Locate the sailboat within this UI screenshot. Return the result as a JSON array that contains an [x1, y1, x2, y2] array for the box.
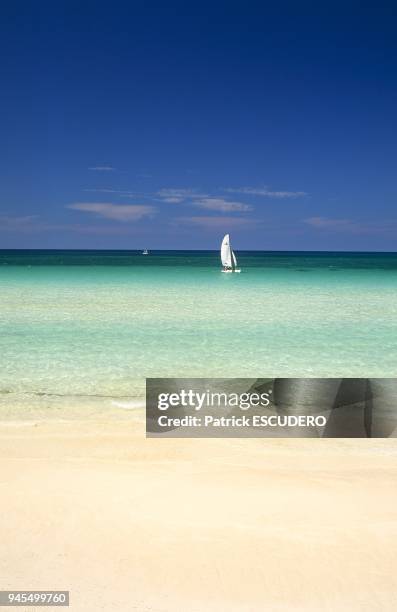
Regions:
[[142, 249, 149, 255], [221, 234, 241, 273]]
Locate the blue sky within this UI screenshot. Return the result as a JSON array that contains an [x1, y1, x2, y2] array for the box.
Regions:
[[1, 1, 397, 250]]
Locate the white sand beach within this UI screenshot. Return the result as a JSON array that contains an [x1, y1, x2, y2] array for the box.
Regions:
[[1, 417, 397, 611]]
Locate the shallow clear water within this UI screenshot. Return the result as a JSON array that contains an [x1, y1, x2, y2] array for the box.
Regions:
[[1, 250, 397, 416]]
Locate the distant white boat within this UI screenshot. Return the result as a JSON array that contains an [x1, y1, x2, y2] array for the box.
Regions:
[[142, 249, 149, 255], [221, 234, 240, 273]]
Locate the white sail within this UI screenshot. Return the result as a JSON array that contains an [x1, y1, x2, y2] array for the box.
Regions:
[[232, 250, 237, 268], [221, 234, 232, 267]]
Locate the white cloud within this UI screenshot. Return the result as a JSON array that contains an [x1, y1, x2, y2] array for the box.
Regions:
[[175, 216, 258, 229], [156, 188, 208, 203], [303, 216, 390, 235], [225, 186, 307, 198], [156, 190, 253, 214], [67, 203, 156, 222], [161, 197, 186, 203], [0, 215, 40, 230], [0, 215, 143, 235], [304, 216, 353, 229], [84, 188, 136, 197], [88, 166, 115, 171], [192, 198, 253, 212]]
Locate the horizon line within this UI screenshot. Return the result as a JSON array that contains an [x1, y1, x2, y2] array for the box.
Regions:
[[1, 248, 397, 255]]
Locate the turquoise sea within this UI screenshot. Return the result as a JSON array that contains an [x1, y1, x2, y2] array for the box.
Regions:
[[1, 250, 397, 417]]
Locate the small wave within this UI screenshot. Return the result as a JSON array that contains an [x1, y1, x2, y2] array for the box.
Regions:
[[111, 400, 144, 410], [2, 391, 135, 399]]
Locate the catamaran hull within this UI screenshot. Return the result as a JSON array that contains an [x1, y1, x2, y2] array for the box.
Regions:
[[222, 269, 241, 273]]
